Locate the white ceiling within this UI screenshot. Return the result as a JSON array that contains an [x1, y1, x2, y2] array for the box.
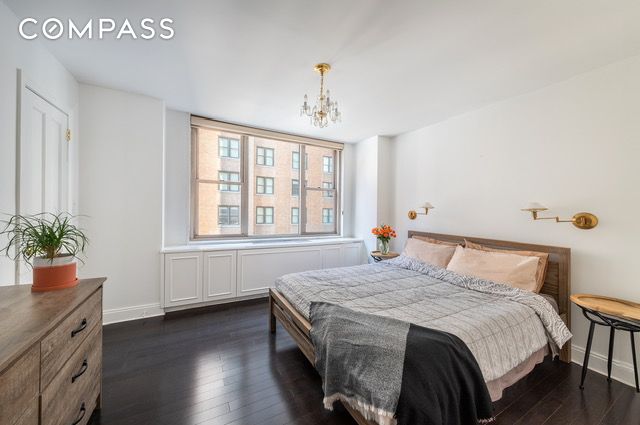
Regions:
[[5, 0, 640, 142]]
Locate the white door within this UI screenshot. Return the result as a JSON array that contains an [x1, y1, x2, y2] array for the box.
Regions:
[[19, 88, 69, 216], [17, 87, 69, 283]]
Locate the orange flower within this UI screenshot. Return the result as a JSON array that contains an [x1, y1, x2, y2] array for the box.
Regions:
[[373, 224, 397, 239]]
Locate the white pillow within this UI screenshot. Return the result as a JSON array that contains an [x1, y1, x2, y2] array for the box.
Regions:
[[402, 238, 457, 268]]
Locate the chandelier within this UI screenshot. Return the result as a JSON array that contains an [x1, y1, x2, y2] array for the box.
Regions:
[[300, 63, 342, 128]]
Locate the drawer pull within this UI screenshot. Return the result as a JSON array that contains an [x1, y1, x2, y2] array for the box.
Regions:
[[70, 402, 86, 425], [71, 318, 88, 337], [71, 359, 88, 383]]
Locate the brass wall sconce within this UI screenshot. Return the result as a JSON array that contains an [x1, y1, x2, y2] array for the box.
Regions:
[[521, 202, 598, 230], [408, 202, 434, 220]]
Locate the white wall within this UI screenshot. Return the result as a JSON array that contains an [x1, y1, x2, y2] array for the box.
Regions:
[[353, 137, 380, 254], [353, 136, 394, 255], [164, 110, 191, 246], [78, 84, 165, 322], [0, 3, 79, 285], [389, 54, 640, 386], [341, 143, 357, 237]]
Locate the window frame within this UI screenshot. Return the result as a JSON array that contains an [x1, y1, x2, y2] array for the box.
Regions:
[[218, 205, 240, 227], [291, 207, 300, 225], [322, 208, 334, 224], [323, 156, 334, 173], [256, 176, 274, 195], [256, 206, 274, 225], [191, 117, 343, 240], [219, 136, 240, 159], [291, 179, 300, 197], [256, 146, 274, 166], [322, 181, 333, 198], [292, 151, 300, 170], [218, 171, 241, 192]]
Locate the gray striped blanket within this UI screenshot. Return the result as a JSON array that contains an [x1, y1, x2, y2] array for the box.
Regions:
[[275, 255, 572, 384]]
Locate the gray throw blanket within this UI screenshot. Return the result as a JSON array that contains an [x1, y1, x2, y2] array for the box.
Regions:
[[311, 302, 495, 425], [310, 302, 409, 424]]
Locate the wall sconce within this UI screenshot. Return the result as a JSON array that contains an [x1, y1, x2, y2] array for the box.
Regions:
[[408, 202, 434, 220], [521, 202, 598, 230]]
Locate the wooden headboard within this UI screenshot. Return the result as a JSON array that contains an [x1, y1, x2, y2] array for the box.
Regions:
[[408, 231, 572, 362]]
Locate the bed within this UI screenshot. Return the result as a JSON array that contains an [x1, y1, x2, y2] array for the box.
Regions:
[[268, 232, 572, 425]]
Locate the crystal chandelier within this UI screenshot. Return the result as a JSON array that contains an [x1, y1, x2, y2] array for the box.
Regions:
[[300, 63, 342, 128]]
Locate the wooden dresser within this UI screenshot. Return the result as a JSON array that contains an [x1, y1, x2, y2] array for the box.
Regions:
[[0, 278, 105, 425]]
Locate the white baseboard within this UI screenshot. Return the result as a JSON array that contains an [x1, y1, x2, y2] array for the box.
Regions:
[[103, 303, 165, 325], [572, 343, 637, 388]]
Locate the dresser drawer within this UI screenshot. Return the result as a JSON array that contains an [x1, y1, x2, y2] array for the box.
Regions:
[[0, 344, 39, 425], [41, 323, 102, 425], [13, 400, 38, 425], [43, 382, 100, 425], [41, 288, 102, 389]]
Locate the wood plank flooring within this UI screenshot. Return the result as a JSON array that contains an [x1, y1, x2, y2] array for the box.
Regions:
[[89, 299, 640, 425]]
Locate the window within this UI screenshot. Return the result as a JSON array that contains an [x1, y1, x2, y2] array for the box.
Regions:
[[323, 156, 334, 173], [294, 152, 309, 170], [257, 147, 274, 166], [192, 117, 342, 238], [322, 208, 334, 224], [219, 137, 239, 158], [256, 207, 274, 224], [219, 171, 240, 192], [322, 182, 333, 197], [256, 176, 274, 194], [218, 206, 240, 226], [292, 151, 300, 170]]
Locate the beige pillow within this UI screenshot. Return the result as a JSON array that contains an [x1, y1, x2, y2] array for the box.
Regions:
[[446, 246, 540, 292], [412, 235, 460, 247], [403, 238, 457, 268], [464, 240, 549, 293]]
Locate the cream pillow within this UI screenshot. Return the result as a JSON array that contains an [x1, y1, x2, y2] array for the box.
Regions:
[[403, 238, 457, 268], [446, 246, 540, 292], [464, 240, 549, 293]]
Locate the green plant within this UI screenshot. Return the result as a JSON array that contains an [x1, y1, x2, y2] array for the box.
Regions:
[[0, 213, 88, 265]]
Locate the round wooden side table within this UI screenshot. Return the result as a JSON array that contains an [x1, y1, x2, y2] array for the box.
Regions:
[[370, 251, 400, 262], [570, 293, 640, 392]]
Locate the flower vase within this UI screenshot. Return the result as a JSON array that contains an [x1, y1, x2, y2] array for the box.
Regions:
[[379, 239, 390, 255]]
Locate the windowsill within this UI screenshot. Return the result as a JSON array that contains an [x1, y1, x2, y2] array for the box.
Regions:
[[161, 236, 363, 253]]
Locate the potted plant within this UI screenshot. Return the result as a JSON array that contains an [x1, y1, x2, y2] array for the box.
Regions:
[[1, 213, 88, 292], [371, 224, 397, 254]]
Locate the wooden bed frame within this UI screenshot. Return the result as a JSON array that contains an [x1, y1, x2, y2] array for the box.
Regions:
[[269, 232, 571, 425]]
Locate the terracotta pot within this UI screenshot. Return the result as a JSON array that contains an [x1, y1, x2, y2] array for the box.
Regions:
[[31, 256, 78, 292]]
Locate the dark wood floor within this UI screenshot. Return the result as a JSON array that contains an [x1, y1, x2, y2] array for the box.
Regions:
[[89, 299, 640, 425]]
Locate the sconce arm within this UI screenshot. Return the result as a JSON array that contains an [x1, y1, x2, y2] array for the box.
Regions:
[[527, 209, 598, 229]]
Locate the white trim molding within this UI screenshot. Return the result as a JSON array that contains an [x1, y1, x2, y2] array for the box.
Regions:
[[103, 303, 165, 325], [572, 343, 637, 389]]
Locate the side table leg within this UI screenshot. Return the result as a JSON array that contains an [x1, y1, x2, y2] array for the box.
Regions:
[[580, 321, 596, 389], [631, 332, 639, 393], [607, 327, 615, 382]]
